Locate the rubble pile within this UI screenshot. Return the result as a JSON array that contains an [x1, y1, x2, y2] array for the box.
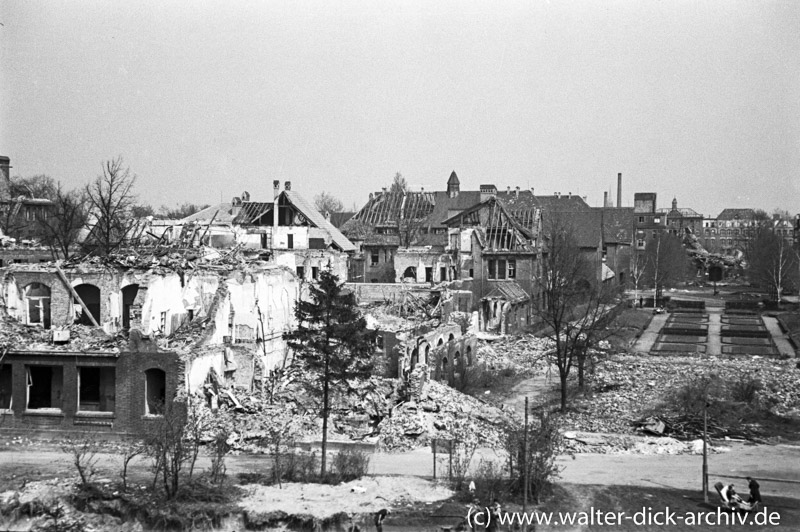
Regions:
[[59, 245, 265, 273], [0, 307, 127, 352], [377, 380, 512, 451], [563, 354, 800, 438], [477, 335, 555, 375], [561, 432, 730, 455]]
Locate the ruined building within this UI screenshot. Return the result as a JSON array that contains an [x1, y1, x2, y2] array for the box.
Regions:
[[0, 258, 299, 436]]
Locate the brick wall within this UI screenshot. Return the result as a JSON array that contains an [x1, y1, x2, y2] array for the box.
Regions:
[[1, 349, 181, 437]]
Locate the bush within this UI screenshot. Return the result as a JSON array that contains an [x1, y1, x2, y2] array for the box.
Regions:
[[281, 450, 319, 483], [329, 447, 371, 483], [470, 458, 509, 502], [60, 436, 101, 488], [728, 372, 763, 405]]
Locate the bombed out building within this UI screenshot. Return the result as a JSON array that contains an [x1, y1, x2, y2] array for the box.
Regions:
[[0, 258, 299, 436]]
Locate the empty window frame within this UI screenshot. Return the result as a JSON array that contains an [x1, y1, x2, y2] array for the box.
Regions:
[[144, 368, 166, 416], [78, 367, 116, 412], [26, 366, 63, 410], [24, 283, 51, 329], [370, 251, 379, 266], [73, 284, 101, 325], [0, 365, 12, 409], [296, 266, 305, 279], [488, 260, 496, 279], [312, 266, 319, 280], [507, 260, 516, 279]]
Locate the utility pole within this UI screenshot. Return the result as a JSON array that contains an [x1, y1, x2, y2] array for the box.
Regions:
[[703, 385, 709, 503], [523, 396, 529, 532]]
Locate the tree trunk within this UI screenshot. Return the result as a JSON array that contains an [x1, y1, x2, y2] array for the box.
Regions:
[[577, 352, 585, 389], [320, 355, 330, 478], [559, 372, 568, 412]]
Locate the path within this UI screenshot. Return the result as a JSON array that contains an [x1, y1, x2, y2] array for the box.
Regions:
[[631, 313, 668, 354], [706, 308, 722, 356], [763, 316, 796, 358]]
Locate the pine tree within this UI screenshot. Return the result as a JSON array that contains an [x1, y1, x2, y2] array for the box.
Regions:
[[284, 269, 376, 477]]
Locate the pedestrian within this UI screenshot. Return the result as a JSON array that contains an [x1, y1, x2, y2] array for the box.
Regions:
[[746, 477, 762, 504], [486, 499, 501, 532], [467, 498, 481, 530], [374, 508, 389, 532]]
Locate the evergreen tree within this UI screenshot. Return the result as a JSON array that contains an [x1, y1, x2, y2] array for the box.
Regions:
[[284, 270, 376, 477]]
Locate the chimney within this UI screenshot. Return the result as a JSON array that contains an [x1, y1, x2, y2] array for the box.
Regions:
[[617, 173, 622, 208], [568, 192, 572, 199], [604, 191, 608, 207], [515, 186, 520, 198], [272, 180, 280, 199], [242, 191, 250, 202], [530, 187, 535, 195], [507, 186, 511, 194], [381, 187, 387, 194], [284, 181, 291, 191], [369, 192, 374, 201]]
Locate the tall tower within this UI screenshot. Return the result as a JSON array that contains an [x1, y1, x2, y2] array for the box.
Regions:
[[447, 170, 460, 198]]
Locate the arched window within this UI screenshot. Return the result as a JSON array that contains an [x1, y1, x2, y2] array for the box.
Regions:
[[448, 333, 455, 342], [402, 267, 417, 281], [424, 345, 430, 365], [466, 345, 473, 367], [24, 283, 51, 329], [441, 357, 448, 377], [454, 351, 461, 367], [144, 368, 166, 415], [122, 284, 140, 329], [74, 284, 101, 325], [437, 338, 444, 346]]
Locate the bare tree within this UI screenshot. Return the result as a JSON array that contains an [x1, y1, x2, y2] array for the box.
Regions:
[[389, 172, 407, 195], [533, 217, 621, 411], [10, 174, 57, 199], [38, 184, 88, 260], [645, 232, 688, 300], [747, 228, 798, 301], [84, 157, 137, 255], [630, 249, 649, 307], [313, 192, 345, 217]]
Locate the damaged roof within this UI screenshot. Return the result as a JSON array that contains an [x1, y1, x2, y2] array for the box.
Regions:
[[482, 282, 530, 303], [282, 190, 356, 252]]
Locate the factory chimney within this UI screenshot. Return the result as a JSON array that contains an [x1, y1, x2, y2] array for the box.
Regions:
[[617, 173, 622, 208]]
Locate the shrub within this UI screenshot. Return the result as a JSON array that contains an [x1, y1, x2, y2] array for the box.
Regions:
[[470, 458, 509, 502], [60, 436, 101, 488], [281, 450, 319, 483], [329, 447, 371, 483], [728, 372, 763, 405]]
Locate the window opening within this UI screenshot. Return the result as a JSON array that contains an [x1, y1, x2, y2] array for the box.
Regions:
[[78, 367, 116, 412], [26, 366, 63, 410], [145, 368, 166, 415]]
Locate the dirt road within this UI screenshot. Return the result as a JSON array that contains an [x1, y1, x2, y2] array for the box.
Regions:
[[2, 441, 799, 498]]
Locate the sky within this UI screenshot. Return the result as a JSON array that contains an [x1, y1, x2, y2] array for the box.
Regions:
[[1, 1, 799, 217]]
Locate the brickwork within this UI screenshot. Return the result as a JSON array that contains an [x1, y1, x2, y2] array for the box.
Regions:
[[1, 349, 181, 436]]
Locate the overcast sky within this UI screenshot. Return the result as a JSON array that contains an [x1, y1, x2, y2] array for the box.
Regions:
[[1, 1, 798, 216]]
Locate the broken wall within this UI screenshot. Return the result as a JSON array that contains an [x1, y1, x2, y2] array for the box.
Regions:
[[394, 249, 453, 284]]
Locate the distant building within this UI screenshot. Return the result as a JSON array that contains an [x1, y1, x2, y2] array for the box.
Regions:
[[658, 197, 703, 237], [633, 192, 666, 250]]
